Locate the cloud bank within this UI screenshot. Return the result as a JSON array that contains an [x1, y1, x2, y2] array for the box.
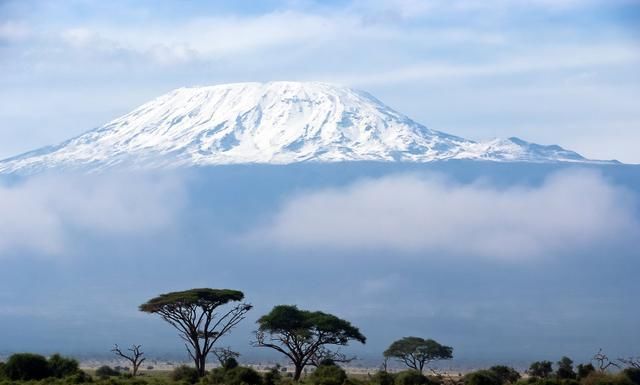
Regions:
[[0, 173, 185, 257], [254, 170, 639, 260]]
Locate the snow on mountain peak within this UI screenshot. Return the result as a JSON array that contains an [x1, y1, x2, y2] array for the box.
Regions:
[[0, 81, 611, 174]]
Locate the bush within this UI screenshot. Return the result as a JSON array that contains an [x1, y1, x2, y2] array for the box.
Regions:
[[4, 353, 51, 380], [464, 370, 500, 385], [581, 372, 634, 385], [264, 366, 283, 385], [0, 362, 5, 379], [223, 357, 239, 370], [528, 361, 553, 379], [310, 364, 347, 385], [371, 371, 395, 385], [225, 366, 263, 385], [394, 370, 430, 385], [67, 371, 93, 383], [556, 357, 576, 380], [624, 368, 640, 385], [577, 364, 596, 380], [49, 353, 81, 378], [205, 367, 227, 384], [489, 366, 521, 384], [171, 365, 199, 384], [95, 365, 120, 378]]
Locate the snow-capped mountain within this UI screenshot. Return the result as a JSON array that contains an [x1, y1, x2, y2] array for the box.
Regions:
[[0, 81, 610, 174]]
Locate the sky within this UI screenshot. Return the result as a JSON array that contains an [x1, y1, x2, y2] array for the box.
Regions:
[[1, 0, 640, 367], [1, 0, 640, 163]]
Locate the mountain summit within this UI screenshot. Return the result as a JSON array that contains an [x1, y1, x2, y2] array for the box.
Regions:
[[0, 81, 609, 174]]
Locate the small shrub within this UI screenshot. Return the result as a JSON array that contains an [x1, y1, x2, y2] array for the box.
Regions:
[[394, 370, 430, 385], [225, 366, 262, 385], [528, 361, 553, 379], [310, 364, 347, 385], [66, 370, 93, 383], [4, 353, 51, 380], [264, 366, 282, 385], [581, 372, 634, 385], [371, 371, 395, 385], [223, 357, 239, 370], [489, 366, 521, 384], [577, 364, 596, 380], [464, 370, 500, 385], [205, 367, 226, 384], [49, 353, 81, 378], [95, 365, 120, 378], [171, 365, 199, 384], [624, 368, 640, 385]]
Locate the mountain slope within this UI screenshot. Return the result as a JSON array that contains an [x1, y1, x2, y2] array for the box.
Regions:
[[0, 81, 612, 174]]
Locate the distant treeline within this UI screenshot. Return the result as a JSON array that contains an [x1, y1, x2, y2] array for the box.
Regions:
[[1, 287, 638, 385]]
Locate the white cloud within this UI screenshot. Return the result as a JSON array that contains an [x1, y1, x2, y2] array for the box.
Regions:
[[252, 170, 639, 261], [0, 21, 30, 42], [0, 173, 185, 257]]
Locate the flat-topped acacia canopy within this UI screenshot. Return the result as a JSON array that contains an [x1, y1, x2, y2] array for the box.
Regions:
[[258, 305, 366, 343], [139, 288, 244, 312]]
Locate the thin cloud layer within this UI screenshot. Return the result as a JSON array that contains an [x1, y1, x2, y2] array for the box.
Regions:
[[254, 170, 639, 260], [0, 173, 185, 257]]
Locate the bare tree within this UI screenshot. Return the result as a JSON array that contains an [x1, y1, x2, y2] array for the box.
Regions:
[[592, 349, 620, 372], [380, 356, 389, 372], [309, 347, 356, 367], [618, 356, 640, 369], [111, 344, 146, 376], [211, 346, 240, 367]]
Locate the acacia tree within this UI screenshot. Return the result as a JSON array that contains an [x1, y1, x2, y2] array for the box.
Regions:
[[139, 288, 252, 377], [253, 305, 366, 381], [111, 344, 145, 376], [383, 337, 453, 373]]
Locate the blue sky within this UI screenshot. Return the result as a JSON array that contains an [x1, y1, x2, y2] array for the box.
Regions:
[[1, 0, 639, 162]]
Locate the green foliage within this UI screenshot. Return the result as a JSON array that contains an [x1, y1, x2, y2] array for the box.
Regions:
[[310, 364, 347, 385], [200, 365, 262, 385], [394, 370, 430, 385], [256, 305, 365, 380], [578, 364, 596, 381], [264, 366, 283, 385], [139, 289, 245, 313], [224, 366, 263, 385], [624, 368, 640, 385], [581, 372, 634, 385], [257, 305, 366, 344], [528, 361, 553, 379], [0, 362, 5, 379], [96, 365, 121, 378], [383, 337, 453, 372], [49, 353, 81, 378], [556, 357, 576, 380], [464, 370, 500, 385], [370, 371, 395, 385], [4, 353, 51, 380], [67, 370, 93, 383], [488, 365, 521, 384], [171, 365, 200, 384], [223, 357, 239, 370]]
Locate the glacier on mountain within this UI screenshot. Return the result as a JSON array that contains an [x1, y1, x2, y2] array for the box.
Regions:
[[0, 81, 612, 174]]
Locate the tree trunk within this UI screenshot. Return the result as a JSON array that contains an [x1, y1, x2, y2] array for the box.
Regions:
[[293, 364, 304, 381], [197, 354, 207, 377]]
